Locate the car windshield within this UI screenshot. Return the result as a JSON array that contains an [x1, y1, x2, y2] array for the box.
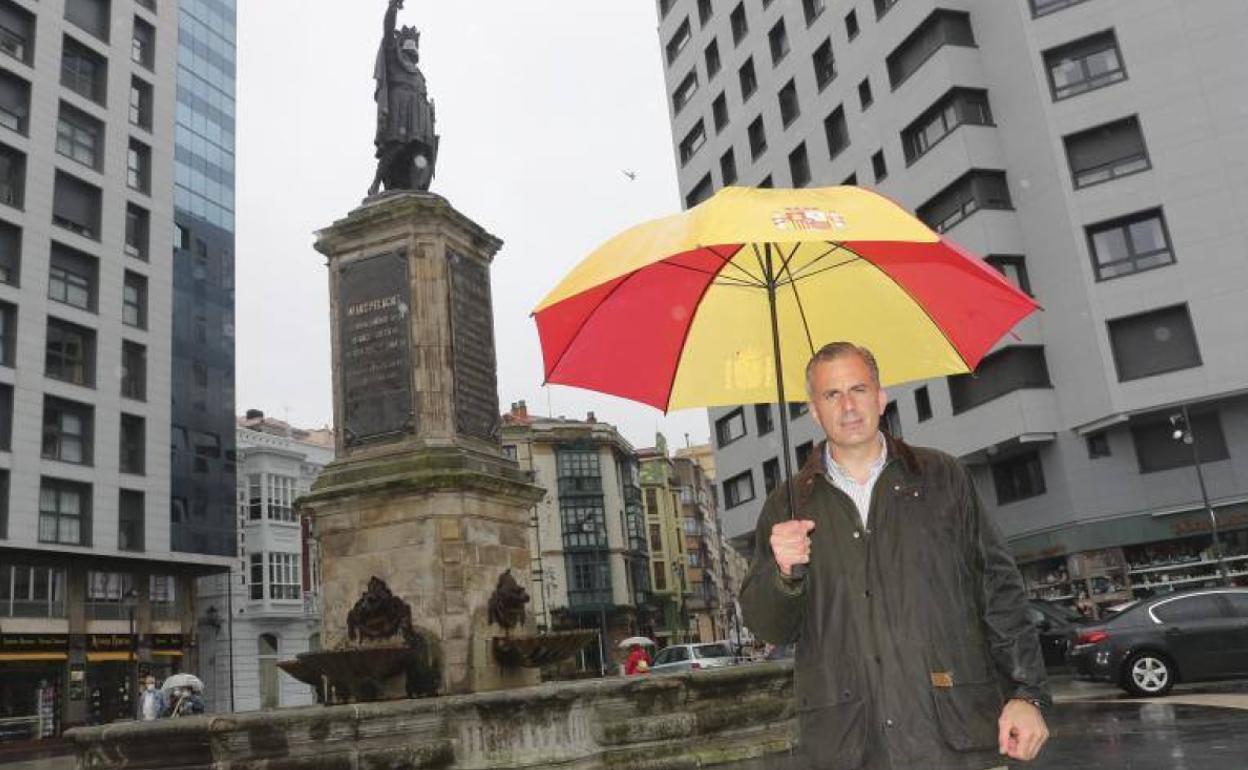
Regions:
[[694, 643, 732, 659]]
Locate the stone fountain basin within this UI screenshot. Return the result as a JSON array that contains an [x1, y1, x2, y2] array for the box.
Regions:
[[278, 645, 439, 702], [491, 630, 598, 668]]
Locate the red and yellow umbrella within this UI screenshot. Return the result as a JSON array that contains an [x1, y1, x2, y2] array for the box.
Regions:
[[534, 185, 1038, 413]]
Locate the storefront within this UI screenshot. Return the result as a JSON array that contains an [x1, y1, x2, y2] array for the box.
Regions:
[[0, 635, 67, 742], [1011, 505, 1248, 618]]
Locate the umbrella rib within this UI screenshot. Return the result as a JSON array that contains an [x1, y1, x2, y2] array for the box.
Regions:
[[784, 242, 850, 282], [703, 244, 764, 286], [663, 260, 760, 288], [775, 255, 864, 288], [779, 250, 817, 358]]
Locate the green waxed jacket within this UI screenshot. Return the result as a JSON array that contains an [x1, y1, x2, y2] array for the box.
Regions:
[[740, 435, 1050, 770]]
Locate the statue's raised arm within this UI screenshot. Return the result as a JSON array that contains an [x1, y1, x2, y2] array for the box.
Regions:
[[370, 0, 438, 196]]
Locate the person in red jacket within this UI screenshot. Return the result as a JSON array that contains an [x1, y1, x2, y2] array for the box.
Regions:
[[624, 644, 652, 675]]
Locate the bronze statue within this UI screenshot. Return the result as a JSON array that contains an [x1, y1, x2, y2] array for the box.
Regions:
[[487, 569, 530, 633], [369, 0, 439, 196], [347, 576, 417, 643]]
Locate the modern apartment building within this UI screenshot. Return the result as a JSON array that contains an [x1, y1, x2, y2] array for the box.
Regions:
[[197, 411, 332, 714], [0, 0, 235, 735], [658, 0, 1248, 613]]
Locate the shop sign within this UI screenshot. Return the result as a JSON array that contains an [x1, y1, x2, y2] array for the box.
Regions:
[[1172, 510, 1248, 537], [88, 635, 134, 652], [151, 634, 183, 652], [0, 634, 69, 653]]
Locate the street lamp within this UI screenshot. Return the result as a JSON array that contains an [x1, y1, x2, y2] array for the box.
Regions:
[[121, 587, 139, 719], [1170, 405, 1229, 584]]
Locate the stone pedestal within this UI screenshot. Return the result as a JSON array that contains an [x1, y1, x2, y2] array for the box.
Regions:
[[303, 192, 544, 695]]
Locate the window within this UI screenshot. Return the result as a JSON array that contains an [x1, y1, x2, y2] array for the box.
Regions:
[[803, 0, 825, 26], [268, 552, 301, 600], [748, 116, 767, 159], [119, 413, 144, 474], [0, 469, 7, 536], [768, 19, 789, 64], [123, 270, 147, 328], [118, 489, 143, 551], [887, 10, 975, 89], [698, 0, 713, 26], [129, 76, 152, 130], [871, 150, 888, 182], [267, 474, 296, 522], [985, 255, 1031, 296], [763, 457, 781, 493], [131, 16, 154, 69], [882, 401, 902, 439], [48, 243, 97, 311], [947, 346, 1052, 414], [0, 301, 14, 366], [875, 0, 901, 18], [739, 57, 757, 100], [246, 474, 263, 519], [1087, 209, 1174, 281], [127, 139, 150, 194], [45, 318, 95, 387], [0, 69, 30, 135], [731, 3, 748, 45], [755, 403, 774, 435], [915, 386, 932, 422], [1, 565, 67, 618], [42, 396, 93, 464], [1108, 304, 1200, 382], [858, 78, 873, 110], [1132, 411, 1230, 473], [1086, 432, 1110, 459], [1031, 0, 1090, 16], [0, 142, 24, 208], [716, 408, 747, 447], [652, 561, 667, 591], [916, 169, 1012, 234], [1065, 116, 1149, 188], [758, 175, 773, 188], [704, 39, 720, 78], [789, 143, 811, 188], [902, 88, 992, 164], [65, 0, 110, 42], [57, 103, 104, 170], [813, 39, 836, 90], [649, 522, 663, 552], [665, 18, 691, 64], [39, 477, 90, 545], [1044, 31, 1126, 101], [788, 402, 808, 419], [991, 451, 1046, 504], [52, 171, 102, 239], [818, 106, 850, 162], [685, 173, 713, 209], [777, 80, 801, 128], [566, 551, 611, 606], [0, 1, 34, 65], [845, 9, 859, 40], [679, 120, 707, 165], [720, 148, 737, 185], [61, 37, 108, 105], [137, 0, 157, 11], [125, 203, 149, 260], [0, 383, 10, 451], [0, 221, 15, 286], [712, 92, 729, 132], [249, 554, 264, 599], [659, 0, 676, 19], [1152, 594, 1225, 624], [796, 441, 814, 468], [723, 470, 755, 508], [121, 340, 146, 400], [673, 70, 698, 114]]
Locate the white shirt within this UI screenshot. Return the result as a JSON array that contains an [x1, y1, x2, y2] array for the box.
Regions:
[[824, 432, 888, 529]]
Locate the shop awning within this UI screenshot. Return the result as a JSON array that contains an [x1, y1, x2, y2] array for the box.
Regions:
[[0, 652, 69, 662], [86, 651, 135, 662], [151, 650, 183, 657]]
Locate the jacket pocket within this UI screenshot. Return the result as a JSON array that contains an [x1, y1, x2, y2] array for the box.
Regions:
[[930, 681, 1002, 752], [797, 696, 867, 770]]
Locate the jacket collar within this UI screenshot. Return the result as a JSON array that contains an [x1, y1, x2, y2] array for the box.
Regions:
[[795, 433, 921, 504]]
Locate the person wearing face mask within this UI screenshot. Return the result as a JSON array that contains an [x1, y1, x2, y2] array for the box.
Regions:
[[138, 676, 166, 721], [740, 342, 1050, 770]]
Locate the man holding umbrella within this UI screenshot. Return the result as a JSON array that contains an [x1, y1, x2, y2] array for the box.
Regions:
[[741, 342, 1049, 770]]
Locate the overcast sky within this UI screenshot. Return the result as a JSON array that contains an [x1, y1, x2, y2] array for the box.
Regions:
[[235, 2, 711, 450]]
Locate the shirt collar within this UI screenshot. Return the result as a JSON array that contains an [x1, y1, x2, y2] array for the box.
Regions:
[[824, 432, 888, 484]]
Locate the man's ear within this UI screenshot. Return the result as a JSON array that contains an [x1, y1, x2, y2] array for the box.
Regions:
[[877, 388, 888, 416]]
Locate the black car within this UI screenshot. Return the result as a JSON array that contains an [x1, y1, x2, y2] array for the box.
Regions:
[[1065, 588, 1248, 696], [1026, 599, 1087, 668]]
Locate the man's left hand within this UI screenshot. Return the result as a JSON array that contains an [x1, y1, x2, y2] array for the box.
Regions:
[[998, 699, 1048, 761]]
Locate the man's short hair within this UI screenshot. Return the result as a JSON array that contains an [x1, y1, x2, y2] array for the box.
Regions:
[[805, 341, 881, 394]]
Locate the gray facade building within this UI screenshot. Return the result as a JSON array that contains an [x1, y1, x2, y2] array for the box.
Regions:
[[659, 0, 1248, 612]]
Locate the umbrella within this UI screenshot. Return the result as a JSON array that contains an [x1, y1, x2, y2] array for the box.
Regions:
[[534, 186, 1038, 571], [618, 636, 656, 649], [161, 673, 204, 693]]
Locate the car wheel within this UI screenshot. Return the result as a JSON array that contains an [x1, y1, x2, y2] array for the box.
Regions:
[[1122, 651, 1175, 697]]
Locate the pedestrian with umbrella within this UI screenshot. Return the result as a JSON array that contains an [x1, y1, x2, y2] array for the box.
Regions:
[[534, 186, 1050, 768], [618, 636, 655, 676]]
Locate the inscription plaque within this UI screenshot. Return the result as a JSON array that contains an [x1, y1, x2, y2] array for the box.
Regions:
[[448, 250, 500, 441], [339, 250, 414, 446]]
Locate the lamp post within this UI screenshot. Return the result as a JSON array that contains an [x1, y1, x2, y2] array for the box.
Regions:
[[121, 588, 138, 720], [1170, 405, 1229, 584]]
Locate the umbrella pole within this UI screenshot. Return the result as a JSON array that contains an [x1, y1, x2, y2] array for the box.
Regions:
[[764, 247, 807, 578]]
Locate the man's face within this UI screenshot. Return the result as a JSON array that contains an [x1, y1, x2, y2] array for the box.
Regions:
[[808, 354, 887, 453]]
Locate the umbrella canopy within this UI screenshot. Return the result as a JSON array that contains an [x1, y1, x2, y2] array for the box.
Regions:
[[534, 186, 1038, 411], [161, 673, 204, 693], [618, 636, 656, 649]]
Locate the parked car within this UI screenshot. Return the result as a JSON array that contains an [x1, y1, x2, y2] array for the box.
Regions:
[[1066, 588, 1248, 696], [1026, 599, 1088, 668], [650, 642, 737, 674]]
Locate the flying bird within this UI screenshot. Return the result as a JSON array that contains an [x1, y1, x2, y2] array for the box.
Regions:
[[622, 170, 637, 181]]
